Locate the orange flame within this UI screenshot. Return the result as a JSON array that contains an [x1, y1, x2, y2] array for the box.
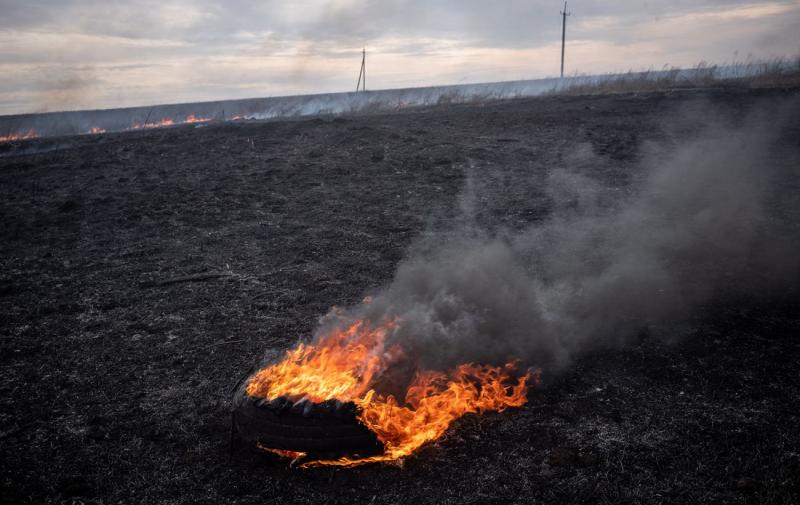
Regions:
[[0, 129, 38, 142], [246, 318, 534, 467], [256, 443, 306, 461], [128, 114, 212, 131], [129, 118, 175, 130], [184, 114, 211, 124], [87, 127, 106, 135]]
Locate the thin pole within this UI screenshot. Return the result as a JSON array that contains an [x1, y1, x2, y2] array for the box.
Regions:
[[143, 107, 153, 127], [356, 48, 366, 92], [560, 2, 570, 78], [356, 53, 363, 92]]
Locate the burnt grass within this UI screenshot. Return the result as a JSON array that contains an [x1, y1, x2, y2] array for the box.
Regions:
[[2, 87, 800, 504]]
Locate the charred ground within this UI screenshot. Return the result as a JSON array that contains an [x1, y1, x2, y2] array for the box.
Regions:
[[1, 88, 799, 504]]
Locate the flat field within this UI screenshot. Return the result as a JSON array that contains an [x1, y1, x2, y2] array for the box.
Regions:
[[1, 88, 799, 504]]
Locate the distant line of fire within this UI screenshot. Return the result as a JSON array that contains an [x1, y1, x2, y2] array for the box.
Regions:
[[0, 129, 38, 142], [0, 113, 247, 143], [128, 114, 212, 130]]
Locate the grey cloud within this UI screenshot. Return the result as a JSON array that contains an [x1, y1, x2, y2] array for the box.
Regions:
[[291, 0, 784, 49], [0, 0, 786, 48], [1, 0, 798, 114]]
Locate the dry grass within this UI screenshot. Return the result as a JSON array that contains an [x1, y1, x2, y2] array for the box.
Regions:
[[331, 56, 800, 117], [549, 56, 800, 97], [2, 56, 798, 143]]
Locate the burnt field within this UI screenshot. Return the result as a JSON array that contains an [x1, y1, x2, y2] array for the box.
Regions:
[[2, 87, 800, 504]]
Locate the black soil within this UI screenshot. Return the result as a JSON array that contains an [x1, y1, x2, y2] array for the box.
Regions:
[[1, 88, 799, 504]]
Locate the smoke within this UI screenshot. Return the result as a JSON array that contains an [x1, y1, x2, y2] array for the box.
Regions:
[[315, 100, 800, 378], [31, 69, 97, 114]]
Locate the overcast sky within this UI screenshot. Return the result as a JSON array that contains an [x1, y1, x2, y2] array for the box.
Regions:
[[0, 0, 798, 114]]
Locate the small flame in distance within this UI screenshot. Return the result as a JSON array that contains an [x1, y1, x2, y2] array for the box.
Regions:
[[0, 129, 38, 142], [184, 114, 211, 124], [129, 117, 175, 130], [128, 114, 211, 131], [246, 318, 534, 467]]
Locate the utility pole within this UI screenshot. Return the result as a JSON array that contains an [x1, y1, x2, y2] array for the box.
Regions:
[[356, 48, 366, 92], [560, 2, 570, 78]]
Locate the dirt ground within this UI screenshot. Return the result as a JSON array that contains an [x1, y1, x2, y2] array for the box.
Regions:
[[1, 88, 799, 504]]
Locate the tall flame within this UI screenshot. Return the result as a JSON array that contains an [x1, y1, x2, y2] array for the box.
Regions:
[[246, 318, 534, 467]]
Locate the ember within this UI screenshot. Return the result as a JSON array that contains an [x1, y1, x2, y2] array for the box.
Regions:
[[256, 444, 306, 461], [242, 318, 534, 467]]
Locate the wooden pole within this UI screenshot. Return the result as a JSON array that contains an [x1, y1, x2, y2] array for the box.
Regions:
[[356, 51, 364, 92], [560, 2, 570, 78]]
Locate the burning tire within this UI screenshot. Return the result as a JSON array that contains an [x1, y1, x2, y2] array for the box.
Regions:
[[231, 336, 532, 467], [231, 371, 384, 460]]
